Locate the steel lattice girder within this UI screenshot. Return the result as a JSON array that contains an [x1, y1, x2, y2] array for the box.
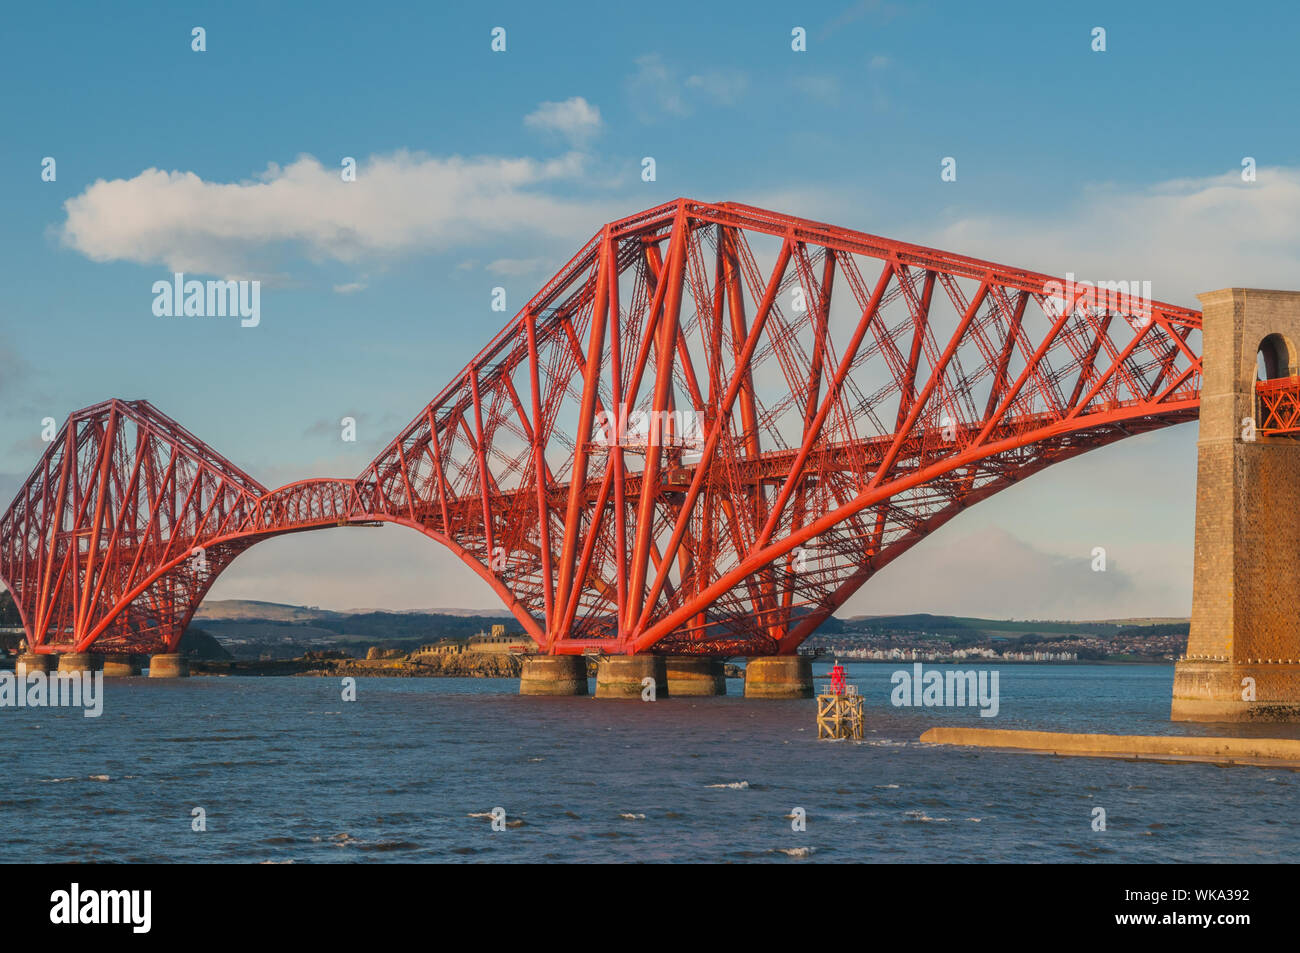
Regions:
[[0, 199, 1203, 657], [1256, 376, 1300, 435]]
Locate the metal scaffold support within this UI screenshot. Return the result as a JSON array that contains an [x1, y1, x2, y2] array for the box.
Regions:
[[817, 688, 864, 740], [817, 660, 863, 739]]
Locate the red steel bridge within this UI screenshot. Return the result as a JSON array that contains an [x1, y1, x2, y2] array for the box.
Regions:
[[0, 199, 1206, 658]]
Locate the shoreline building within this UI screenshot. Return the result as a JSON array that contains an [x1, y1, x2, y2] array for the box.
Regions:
[[413, 624, 537, 658]]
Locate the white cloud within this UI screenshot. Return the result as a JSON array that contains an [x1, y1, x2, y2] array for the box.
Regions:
[[486, 257, 546, 276], [627, 56, 749, 120], [793, 75, 841, 104], [845, 527, 1179, 620], [60, 150, 621, 276], [332, 282, 367, 294], [0, 337, 49, 421], [820, 0, 901, 40], [924, 167, 1300, 307], [0, 338, 34, 400], [523, 97, 603, 144], [626, 53, 690, 119], [685, 69, 748, 105], [837, 421, 1196, 620], [205, 523, 505, 613]]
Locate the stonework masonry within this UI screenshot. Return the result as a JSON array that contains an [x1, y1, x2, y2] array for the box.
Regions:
[[1173, 288, 1300, 721]]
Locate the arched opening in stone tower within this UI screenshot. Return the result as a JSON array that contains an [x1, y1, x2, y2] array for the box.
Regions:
[[1257, 333, 1292, 381]]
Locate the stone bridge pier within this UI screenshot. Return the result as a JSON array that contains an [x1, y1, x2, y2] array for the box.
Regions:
[[1173, 289, 1300, 721]]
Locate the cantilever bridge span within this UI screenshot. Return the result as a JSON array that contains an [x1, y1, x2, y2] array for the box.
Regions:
[[0, 199, 1203, 659]]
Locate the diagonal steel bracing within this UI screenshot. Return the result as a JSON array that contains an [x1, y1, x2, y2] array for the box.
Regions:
[[0, 200, 1203, 657]]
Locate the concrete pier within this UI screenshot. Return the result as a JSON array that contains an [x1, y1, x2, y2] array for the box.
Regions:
[[518, 655, 588, 695], [102, 654, 142, 677], [595, 655, 667, 699], [147, 653, 189, 678], [1173, 659, 1300, 721], [56, 652, 101, 673], [743, 656, 814, 699], [15, 653, 51, 674], [921, 726, 1300, 768], [665, 657, 726, 696]]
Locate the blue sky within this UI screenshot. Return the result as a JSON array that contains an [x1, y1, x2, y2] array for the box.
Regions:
[[2, 0, 1298, 617]]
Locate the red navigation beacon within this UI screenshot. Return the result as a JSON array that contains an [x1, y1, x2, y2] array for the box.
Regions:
[[830, 660, 846, 696]]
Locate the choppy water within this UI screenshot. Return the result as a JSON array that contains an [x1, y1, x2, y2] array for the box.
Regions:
[[1, 662, 1295, 862]]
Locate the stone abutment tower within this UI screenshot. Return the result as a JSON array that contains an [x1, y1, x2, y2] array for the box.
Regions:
[[1173, 288, 1300, 721]]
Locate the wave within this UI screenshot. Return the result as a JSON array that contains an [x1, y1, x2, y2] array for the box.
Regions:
[[772, 846, 815, 857], [904, 810, 949, 823]]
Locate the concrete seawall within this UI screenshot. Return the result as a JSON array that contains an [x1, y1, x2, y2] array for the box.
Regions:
[[920, 726, 1300, 767]]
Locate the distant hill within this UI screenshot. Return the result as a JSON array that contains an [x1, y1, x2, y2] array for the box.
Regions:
[[336, 607, 512, 617], [194, 600, 342, 623], [838, 612, 1189, 635], [179, 628, 234, 660], [0, 591, 1192, 660], [193, 601, 1189, 646], [186, 599, 522, 658], [194, 600, 510, 622]]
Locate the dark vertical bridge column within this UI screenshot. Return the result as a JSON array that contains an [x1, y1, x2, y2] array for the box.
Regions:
[[1174, 289, 1300, 721]]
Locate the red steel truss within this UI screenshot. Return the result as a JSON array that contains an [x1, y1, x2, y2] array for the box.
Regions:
[[1256, 376, 1300, 435], [0, 199, 1203, 657]]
